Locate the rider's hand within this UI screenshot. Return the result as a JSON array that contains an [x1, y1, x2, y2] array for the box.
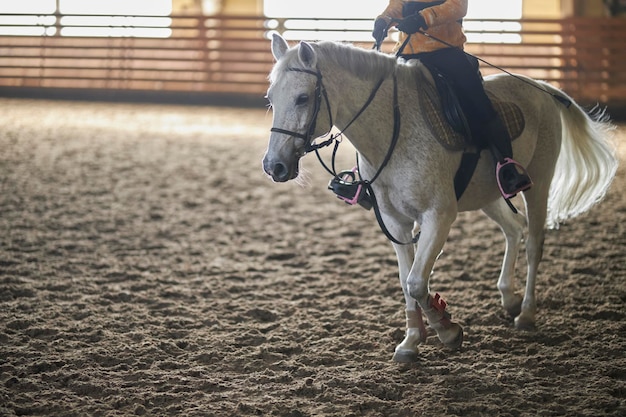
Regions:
[[372, 17, 389, 47], [397, 13, 427, 35]]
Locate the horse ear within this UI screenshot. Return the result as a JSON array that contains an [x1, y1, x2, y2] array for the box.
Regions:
[[271, 33, 289, 61], [298, 41, 317, 68]]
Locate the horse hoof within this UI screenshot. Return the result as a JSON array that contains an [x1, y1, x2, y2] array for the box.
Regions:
[[392, 349, 419, 363], [502, 294, 524, 318], [504, 295, 523, 318], [514, 315, 536, 331], [441, 323, 464, 350]]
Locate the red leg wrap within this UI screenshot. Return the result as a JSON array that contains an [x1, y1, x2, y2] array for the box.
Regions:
[[430, 293, 452, 328]]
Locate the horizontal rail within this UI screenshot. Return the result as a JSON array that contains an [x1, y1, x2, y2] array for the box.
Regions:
[[1, 14, 625, 108]]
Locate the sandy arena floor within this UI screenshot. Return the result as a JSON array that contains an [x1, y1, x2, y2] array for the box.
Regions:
[[0, 98, 624, 416]]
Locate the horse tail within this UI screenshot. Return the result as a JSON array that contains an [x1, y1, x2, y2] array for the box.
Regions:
[[540, 83, 618, 229]]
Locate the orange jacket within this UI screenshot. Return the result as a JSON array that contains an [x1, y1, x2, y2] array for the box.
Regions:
[[377, 0, 467, 54]]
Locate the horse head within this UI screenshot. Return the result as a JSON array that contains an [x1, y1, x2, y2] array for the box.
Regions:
[[262, 33, 331, 182]]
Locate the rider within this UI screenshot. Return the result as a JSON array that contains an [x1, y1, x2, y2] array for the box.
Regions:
[[372, 0, 532, 199]]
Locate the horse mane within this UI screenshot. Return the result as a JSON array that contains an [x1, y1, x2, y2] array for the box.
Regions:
[[315, 41, 399, 80], [270, 40, 400, 83]]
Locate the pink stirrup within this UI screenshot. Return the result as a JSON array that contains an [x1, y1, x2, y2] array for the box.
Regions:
[[496, 158, 533, 199]]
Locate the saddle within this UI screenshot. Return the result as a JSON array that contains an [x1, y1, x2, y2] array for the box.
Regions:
[[416, 68, 525, 199]]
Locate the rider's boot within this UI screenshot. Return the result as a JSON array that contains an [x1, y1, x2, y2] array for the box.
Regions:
[[483, 117, 533, 199]]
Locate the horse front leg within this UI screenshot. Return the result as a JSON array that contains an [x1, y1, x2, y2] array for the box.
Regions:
[[391, 236, 428, 363], [407, 211, 463, 350]]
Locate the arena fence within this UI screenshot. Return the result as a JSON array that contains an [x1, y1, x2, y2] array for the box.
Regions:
[[0, 13, 625, 109]]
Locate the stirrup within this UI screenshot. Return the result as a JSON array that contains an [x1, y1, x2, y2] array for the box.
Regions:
[[496, 158, 533, 199]]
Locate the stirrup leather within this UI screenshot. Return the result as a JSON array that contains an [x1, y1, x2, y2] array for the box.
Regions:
[[496, 158, 533, 199]]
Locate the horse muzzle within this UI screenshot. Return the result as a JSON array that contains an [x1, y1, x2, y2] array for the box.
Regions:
[[262, 157, 299, 182]]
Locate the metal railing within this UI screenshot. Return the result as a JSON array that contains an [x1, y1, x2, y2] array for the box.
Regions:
[[0, 13, 625, 107]]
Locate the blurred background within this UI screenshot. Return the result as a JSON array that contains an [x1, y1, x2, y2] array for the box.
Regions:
[[1, 0, 625, 115]]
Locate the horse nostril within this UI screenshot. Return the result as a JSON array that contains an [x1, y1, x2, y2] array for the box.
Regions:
[[273, 162, 289, 181]]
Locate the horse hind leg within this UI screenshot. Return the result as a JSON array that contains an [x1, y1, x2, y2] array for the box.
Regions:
[[482, 198, 527, 319], [514, 184, 549, 330]]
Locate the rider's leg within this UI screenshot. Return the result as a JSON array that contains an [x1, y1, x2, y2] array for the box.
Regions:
[[482, 117, 533, 198], [415, 48, 532, 198]]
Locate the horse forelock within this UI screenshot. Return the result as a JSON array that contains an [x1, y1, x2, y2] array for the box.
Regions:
[[268, 54, 291, 85]]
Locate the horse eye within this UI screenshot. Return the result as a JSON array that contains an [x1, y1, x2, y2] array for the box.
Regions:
[[295, 94, 309, 106]]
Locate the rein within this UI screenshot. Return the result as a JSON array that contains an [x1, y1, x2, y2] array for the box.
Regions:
[[270, 65, 419, 246], [357, 69, 421, 245], [392, 27, 572, 108]]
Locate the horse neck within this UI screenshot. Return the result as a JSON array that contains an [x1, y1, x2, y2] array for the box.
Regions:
[[317, 50, 398, 166]]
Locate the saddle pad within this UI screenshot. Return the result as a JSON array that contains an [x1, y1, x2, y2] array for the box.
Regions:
[[419, 76, 525, 152]]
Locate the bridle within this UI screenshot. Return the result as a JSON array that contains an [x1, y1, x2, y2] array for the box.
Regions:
[[269, 65, 420, 245], [269, 65, 394, 178], [269, 67, 336, 156], [270, 66, 389, 156]]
